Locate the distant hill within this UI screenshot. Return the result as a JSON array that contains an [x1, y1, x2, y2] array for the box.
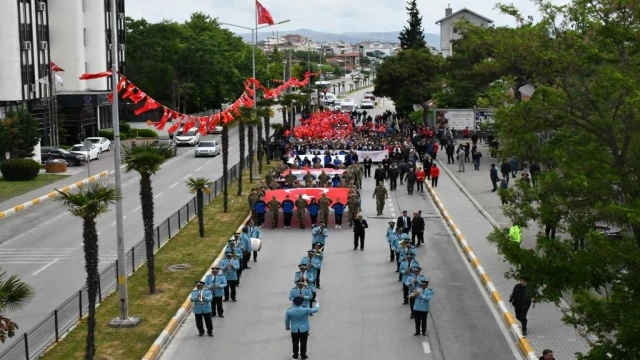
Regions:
[[238, 29, 440, 48]]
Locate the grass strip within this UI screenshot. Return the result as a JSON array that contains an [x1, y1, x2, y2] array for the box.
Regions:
[[0, 174, 70, 203], [41, 166, 270, 360]]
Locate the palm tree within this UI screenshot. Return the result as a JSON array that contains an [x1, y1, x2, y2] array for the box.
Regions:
[[221, 123, 230, 212], [279, 93, 294, 129], [55, 182, 120, 359], [0, 270, 34, 343], [256, 99, 275, 168], [121, 143, 173, 294], [185, 177, 213, 238], [236, 107, 252, 195]]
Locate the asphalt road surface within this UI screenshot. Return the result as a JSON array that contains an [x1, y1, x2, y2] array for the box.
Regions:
[[159, 158, 520, 358], [0, 80, 372, 352]]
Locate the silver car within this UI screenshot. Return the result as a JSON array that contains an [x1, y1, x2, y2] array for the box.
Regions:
[[194, 141, 221, 157]]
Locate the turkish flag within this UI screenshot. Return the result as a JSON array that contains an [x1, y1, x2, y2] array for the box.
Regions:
[[264, 188, 349, 205], [79, 71, 112, 80], [50, 61, 65, 72], [256, 1, 275, 25]]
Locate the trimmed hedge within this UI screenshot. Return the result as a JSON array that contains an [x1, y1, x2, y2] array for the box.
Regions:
[[133, 128, 158, 138], [98, 130, 128, 141], [1, 159, 41, 181]]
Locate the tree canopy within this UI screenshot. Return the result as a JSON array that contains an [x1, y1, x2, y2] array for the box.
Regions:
[[125, 13, 268, 113], [398, 0, 426, 50], [0, 109, 40, 160]]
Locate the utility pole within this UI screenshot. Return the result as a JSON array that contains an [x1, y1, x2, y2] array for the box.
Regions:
[[108, 0, 141, 329]]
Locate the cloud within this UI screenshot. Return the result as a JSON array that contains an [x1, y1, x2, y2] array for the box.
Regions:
[[126, 0, 569, 34]]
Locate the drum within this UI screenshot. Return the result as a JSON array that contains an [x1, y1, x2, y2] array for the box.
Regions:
[[250, 238, 262, 252]]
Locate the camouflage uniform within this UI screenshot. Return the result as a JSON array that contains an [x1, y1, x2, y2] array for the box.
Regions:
[[285, 173, 297, 187], [336, 163, 347, 169], [318, 195, 332, 225], [342, 171, 354, 187], [372, 183, 388, 216], [248, 191, 259, 222], [268, 198, 281, 228], [347, 195, 361, 227], [269, 181, 281, 190], [295, 196, 308, 229], [318, 172, 330, 187], [303, 174, 315, 187], [265, 172, 275, 187]]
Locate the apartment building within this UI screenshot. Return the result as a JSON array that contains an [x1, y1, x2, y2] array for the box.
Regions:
[[0, 0, 125, 146]]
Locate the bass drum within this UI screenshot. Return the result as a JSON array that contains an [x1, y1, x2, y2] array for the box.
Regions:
[[250, 238, 262, 252]]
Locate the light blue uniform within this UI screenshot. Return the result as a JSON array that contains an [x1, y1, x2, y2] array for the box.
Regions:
[[311, 226, 329, 246], [239, 233, 252, 253], [288, 286, 313, 307], [247, 226, 262, 239], [386, 227, 396, 245], [399, 260, 420, 282], [300, 256, 322, 278], [286, 303, 320, 332], [389, 232, 402, 251], [398, 246, 417, 263], [294, 271, 316, 293], [204, 273, 228, 297], [219, 258, 240, 281], [225, 244, 244, 260], [404, 274, 427, 293], [190, 289, 213, 314], [413, 288, 434, 312]]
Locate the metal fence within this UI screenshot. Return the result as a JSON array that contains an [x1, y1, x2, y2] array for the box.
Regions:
[[0, 155, 250, 360]]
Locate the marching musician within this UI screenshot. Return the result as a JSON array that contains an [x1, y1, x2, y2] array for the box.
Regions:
[[239, 227, 253, 270], [226, 238, 244, 285], [286, 297, 320, 360], [404, 266, 426, 319], [399, 254, 420, 304], [204, 266, 227, 318], [190, 280, 214, 337], [312, 243, 324, 288], [395, 228, 411, 273], [410, 280, 434, 336], [246, 219, 262, 262], [386, 222, 398, 262], [311, 222, 329, 248], [288, 279, 313, 307], [219, 251, 240, 302], [294, 264, 317, 309], [300, 250, 322, 289]]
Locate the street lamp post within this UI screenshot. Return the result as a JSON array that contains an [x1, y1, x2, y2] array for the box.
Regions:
[[219, 19, 289, 180], [108, 0, 141, 329]]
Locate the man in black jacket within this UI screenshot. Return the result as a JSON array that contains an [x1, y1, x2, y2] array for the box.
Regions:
[[396, 211, 412, 234], [353, 214, 368, 250], [411, 211, 425, 246], [362, 156, 373, 178], [388, 164, 399, 191], [508, 278, 536, 336], [381, 155, 391, 179], [374, 164, 385, 184]]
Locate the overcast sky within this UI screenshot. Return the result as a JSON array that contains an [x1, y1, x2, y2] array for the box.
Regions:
[[126, 0, 569, 35]]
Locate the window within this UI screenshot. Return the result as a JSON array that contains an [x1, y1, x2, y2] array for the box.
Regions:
[[453, 27, 458, 33]]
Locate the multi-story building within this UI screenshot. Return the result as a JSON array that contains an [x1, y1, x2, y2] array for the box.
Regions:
[[436, 6, 493, 57], [0, 0, 125, 146], [358, 41, 396, 57]]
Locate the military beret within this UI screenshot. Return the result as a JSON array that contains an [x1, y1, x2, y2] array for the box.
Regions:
[[313, 242, 322, 246], [414, 267, 422, 271], [308, 250, 315, 253], [228, 239, 235, 243], [419, 280, 429, 286], [224, 251, 232, 255], [211, 266, 220, 270], [295, 279, 304, 284], [195, 280, 205, 286], [298, 263, 306, 267], [389, 221, 396, 225], [233, 232, 240, 235]]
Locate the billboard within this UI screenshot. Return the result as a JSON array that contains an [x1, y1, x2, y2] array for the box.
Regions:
[[434, 110, 475, 130], [475, 110, 494, 129]]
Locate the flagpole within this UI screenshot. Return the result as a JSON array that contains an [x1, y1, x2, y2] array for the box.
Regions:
[[52, 70, 58, 147], [47, 63, 54, 146], [251, 0, 259, 179]]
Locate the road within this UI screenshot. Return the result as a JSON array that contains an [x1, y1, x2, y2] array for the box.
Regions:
[[159, 170, 520, 359], [0, 78, 365, 353]]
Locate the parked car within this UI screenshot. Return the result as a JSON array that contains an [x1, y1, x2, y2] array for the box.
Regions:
[[174, 128, 200, 146], [360, 98, 374, 109], [85, 137, 111, 152], [364, 92, 376, 101], [333, 99, 343, 111], [210, 125, 223, 134], [194, 141, 221, 157], [69, 144, 100, 161], [41, 146, 86, 166], [151, 138, 177, 156]]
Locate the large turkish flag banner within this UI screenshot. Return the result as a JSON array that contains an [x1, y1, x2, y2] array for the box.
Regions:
[[283, 169, 345, 177], [264, 188, 350, 204]]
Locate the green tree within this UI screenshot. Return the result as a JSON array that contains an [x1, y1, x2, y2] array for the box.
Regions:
[[185, 177, 213, 238], [256, 100, 275, 168], [121, 143, 174, 294], [0, 109, 40, 159], [0, 270, 34, 343], [278, 94, 294, 129], [56, 182, 120, 359], [398, 0, 426, 50], [221, 124, 230, 212], [373, 49, 441, 124], [483, 1, 640, 358]]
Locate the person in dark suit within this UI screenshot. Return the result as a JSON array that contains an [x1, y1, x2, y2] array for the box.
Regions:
[[411, 211, 425, 246], [396, 211, 412, 234], [374, 164, 385, 184], [353, 214, 369, 250], [362, 156, 373, 177]]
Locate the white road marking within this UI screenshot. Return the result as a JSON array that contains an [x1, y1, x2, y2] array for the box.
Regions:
[[154, 192, 164, 199], [206, 160, 213, 164], [422, 341, 432, 354], [123, 215, 127, 219], [111, 221, 117, 226], [182, 173, 192, 180], [195, 166, 203, 172], [0, 233, 26, 247], [40, 213, 68, 227], [32, 258, 59, 276], [132, 206, 141, 212], [26, 228, 39, 233], [168, 182, 179, 189]]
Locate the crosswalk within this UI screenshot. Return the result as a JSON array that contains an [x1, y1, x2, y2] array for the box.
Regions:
[[0, 248, 120, 265]]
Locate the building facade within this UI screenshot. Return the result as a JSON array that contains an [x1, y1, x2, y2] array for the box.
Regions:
[[436, 6, 493, 57], [0, 0, 125, 146]]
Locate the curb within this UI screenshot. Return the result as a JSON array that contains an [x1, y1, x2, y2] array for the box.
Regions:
[[141, 212, 252, 360], [425, 181, 537, 360], [0, 170, 110, 219]]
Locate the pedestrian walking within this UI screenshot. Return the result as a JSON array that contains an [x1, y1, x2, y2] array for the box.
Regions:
[[490, 164, 500, 192], [373, 182, 388, 215], [472, 151, 483, 170], [410, 280, 434, 336], [220, 251, 240, 302], [415, 167, 426, 193], [285, 297, 320, 359], [501, 159, 512, 185], [406, 169, 416, 195], [352, 213, 369, 250], [190, 281, 213, 337], [396, 210, 412, 235], [204, 267, 227, 318], [411, 211, 425, 247], [388, 163, 399, 190], [508, 278, 536, 336], [539, 349, 555, 360], [457, 146, 465, 172], [318, 193, 332, 225], [429, 164, 440, 187]]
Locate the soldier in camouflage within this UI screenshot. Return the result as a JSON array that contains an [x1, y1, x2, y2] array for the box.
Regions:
[[347, 194, 361, 227], [318, 193, 333, 225], [372, 182, 389, 216], [317, 170, 330, 187], [303, 171, 316, 187], [295, 194, 308, 229], [267, 196, 281, 228]]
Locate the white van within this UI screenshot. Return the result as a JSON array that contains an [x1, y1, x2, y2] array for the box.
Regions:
[[340, 99, 356, 112], [320, 92, 338, 105]]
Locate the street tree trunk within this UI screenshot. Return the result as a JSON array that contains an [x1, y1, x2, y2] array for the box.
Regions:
[[264, 115, 271, 164], [248, 124, 254, 182], [140, 174, 156, 294], [82, 215, 99, 360], [222, 125, 229, 212], [196, 190, 204, 238], [257, 123, 264, 172], [237, 121, 245, 196]]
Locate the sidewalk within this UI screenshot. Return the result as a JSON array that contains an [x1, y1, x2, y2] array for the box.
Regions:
[[430, 147, 592, 359]]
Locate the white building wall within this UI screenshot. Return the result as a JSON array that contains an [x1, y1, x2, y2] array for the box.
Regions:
[[440, 14, 490, 57], [0, 2, 22, 101], [49, 1, 86, 91], [84, 0, 109, 90]]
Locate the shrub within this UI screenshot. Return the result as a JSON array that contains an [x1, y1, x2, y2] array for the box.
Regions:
[[119, 122, 131, 136], [58, 145, 71, 150], [135, 128, 158, 138], [1, 159, 41, 181], [99, 130, 128, 140]]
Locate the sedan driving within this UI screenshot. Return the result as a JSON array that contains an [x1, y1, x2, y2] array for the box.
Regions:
[[85, 137, 111, 152], [69, 144, 100, 161], [194, 141, 221, 157]]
